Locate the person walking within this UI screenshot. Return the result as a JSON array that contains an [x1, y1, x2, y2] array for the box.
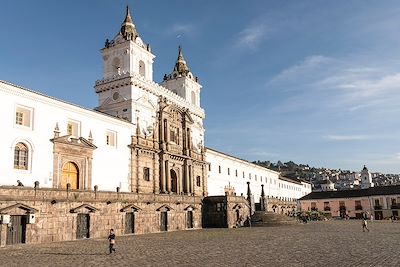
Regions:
[[108, 229, 116, 254], [362, 213, 369, 232]]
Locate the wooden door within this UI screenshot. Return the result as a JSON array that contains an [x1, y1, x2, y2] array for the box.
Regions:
[[160, 212, 168, 232], [187, 211, 193, 229], [76, 214, 90, 239], [62, 162, 79, 189], [6, 215, 27, 245], [125, 212, 135, 234]]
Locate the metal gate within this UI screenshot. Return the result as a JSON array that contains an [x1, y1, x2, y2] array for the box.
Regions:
[[6, 215, 27, 245], [125, 212, 135, 234], [76, 214, 90, 239], [187, 211, 193, 229], [160, 211, 168, 232]]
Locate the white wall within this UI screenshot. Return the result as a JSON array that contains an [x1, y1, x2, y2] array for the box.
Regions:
[[206, 148, 312, 201], [0, 81, 133, 191]]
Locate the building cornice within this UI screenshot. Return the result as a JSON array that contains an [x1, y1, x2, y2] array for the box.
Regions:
[[95, 72, 205, 118], [0, 80, 133, 127]]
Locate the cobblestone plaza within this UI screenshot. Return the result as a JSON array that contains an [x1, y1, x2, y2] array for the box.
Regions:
[[0, 220, 399, 266]]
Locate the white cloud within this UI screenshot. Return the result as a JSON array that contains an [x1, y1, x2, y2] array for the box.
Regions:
[[236, 23, 270, 50], [269, 55, 332, 85], [324, 135, 371, 141]]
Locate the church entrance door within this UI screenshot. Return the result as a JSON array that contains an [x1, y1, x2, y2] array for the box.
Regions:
[[62, 162, 79, 189]]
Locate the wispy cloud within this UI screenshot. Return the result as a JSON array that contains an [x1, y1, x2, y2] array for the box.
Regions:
[[324, 135, 371, 141], [236, 23, 271, 50]]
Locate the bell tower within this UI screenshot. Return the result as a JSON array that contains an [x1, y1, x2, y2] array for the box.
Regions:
[[161, 46, 202, 107], [360, 165, 374, 189], [94, 6, 155, 122]]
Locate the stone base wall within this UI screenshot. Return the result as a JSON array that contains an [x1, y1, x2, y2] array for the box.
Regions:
[[0, 186, 203, 247], [202, 195, 250, 228]]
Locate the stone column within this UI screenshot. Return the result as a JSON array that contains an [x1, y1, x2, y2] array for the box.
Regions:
[[159, 156, 165, 193], [136, 150, 140, 193], [190, 165, 195, 195], [0, 224, 6, 247], [165, 160, 170, 193], [153, 153, 160, 193]]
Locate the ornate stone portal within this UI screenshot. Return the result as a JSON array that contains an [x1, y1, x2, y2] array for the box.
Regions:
[[50, 126, 97, 190]]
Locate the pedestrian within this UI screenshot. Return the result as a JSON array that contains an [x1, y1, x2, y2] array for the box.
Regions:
[[108, 229, 116, 254], [362, 218, 369, 232], [370, 214, 374, 221], [247, 215, 252, 227], [17, 180, 24, 186]]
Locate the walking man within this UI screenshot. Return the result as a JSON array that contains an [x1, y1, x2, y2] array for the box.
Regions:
[[362, 213, 369, 232], [108, 229, 116, 254]]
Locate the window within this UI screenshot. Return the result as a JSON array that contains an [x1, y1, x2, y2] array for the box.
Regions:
[[355, 200, 362, 210], [191, 91, 196, 105], [139, 60, 146, 77], [67, 120, 80, 137], [227, 168, 230, 175], [209, 164, 211, 171], [249, 173, 251, 179], [218, 166, 221, 173], [311, 202, 317, 211], [106, 130, 116, 147], [14, 142, 28, 170], [235, 170, 238, 177], [196, 176, 201, 187], [255, 175, 257, 181], [15, 106, 33, 128], [243, 171, 245, 178], [170, 126, 179, 144], [143, 167, 150, 181]]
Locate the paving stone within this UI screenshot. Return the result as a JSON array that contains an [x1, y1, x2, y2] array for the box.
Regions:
[[0, 220, 399, 267]]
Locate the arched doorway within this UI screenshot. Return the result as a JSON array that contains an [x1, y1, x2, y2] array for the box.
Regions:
[[170, 169, 178, 193], [62, 162, 79, 189]]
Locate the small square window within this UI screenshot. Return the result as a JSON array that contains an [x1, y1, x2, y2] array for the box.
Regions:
[[15, 105, 33, 129], [67, 120, 80, 137], [106, 130, 117, 147]]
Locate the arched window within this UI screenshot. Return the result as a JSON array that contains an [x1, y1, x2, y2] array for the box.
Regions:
[[112, 57, 121, 74], [139, 60, 146, 77], [14, 142, 28, 170], [191, 91, 196, 105]]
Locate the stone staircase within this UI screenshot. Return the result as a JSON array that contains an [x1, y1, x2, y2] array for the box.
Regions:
[[250, 211, 298, 226]]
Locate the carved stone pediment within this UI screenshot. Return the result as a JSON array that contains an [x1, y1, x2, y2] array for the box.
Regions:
[[184, 205, 196, 211], [120, 204, 142, 212], [0, 203, 38, 214], [70, 204, 98, 213], [50, 135, 97, 149], [156, 204, 173, 211]]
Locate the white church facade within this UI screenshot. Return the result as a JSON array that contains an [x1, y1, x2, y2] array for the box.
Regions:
[[0, 6, 310, 246]]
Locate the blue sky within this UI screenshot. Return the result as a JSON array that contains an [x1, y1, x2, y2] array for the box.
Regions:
[[2, 1, 400, 173]]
